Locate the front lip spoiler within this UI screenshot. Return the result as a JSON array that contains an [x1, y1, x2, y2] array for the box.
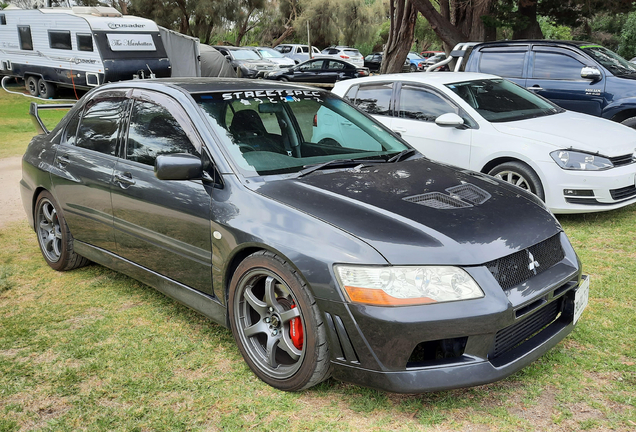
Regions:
[[330, 319, 575, 394]]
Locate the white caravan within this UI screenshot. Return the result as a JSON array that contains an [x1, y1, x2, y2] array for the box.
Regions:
[[0, 6, 171, 98]]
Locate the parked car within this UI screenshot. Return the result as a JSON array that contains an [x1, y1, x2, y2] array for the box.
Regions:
[[318, 46, 364, 67], [274, 44, 322, 64], [406, 52, 425, 71], [22, 78, 588, 393], [333, 72, 636, 214], [420, 50, 444, 58], [250, 46, 295, 68], [265, 58, 369, 83], [464, 40, 636, 128], [424, 52, 448, 70], [213, 46, 277, 78], [363, 52, 411, 73]]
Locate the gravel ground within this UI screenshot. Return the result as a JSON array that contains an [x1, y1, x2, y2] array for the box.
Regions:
[[0, 156, 26, 228]]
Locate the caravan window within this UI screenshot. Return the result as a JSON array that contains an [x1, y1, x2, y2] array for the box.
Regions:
[[77, 34, 93, 52], [49, 31, 72, 50], [0, 14, 6, 25], [18, 26, 33, 51]]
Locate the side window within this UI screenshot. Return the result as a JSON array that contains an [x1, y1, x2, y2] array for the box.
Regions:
[[398, 85, 457, 121], [75, 98, 126, 155], [344, 85, 359, 101], [299, 60, 323, 71], [18, 26, 33, 51], [49, 30, 72, 50], [327, 61, 345, 70], [0, 14, 6, 25], [77, 34, 94, 52], [355, 83, 393, 116], [127, 100, 199, 166], [62, 110, 82, 146], [296, 47, 302, 54], [479, 51, 526, 78], [533, 52, 585, 80]]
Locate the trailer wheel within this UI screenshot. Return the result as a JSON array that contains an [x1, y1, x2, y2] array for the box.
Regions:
[[38, 79, 56, 99], [26, 76, 39, 96]]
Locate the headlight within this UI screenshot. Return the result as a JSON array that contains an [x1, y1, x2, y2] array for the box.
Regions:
[[334, 265, 484, 306], [550, 150, 613, 170]]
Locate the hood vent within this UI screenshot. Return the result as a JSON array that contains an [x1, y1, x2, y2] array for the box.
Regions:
[[446, 184, 491, 205], [404, 183, 491, 209]]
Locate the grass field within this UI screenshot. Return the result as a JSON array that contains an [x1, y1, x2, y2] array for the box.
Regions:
[[0, 88, 634, 431]]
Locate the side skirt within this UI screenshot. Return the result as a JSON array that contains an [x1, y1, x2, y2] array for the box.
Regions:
[[74, 241, 228, 328]]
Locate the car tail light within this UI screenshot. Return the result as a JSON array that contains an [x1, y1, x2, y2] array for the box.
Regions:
[[358, 70, 369, 77], [313, 113, 317, 127], [340, 55, 350, 59]]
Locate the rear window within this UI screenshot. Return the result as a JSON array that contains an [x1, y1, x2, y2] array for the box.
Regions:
[[479, 51, 526, 78], [344, 50, 361, 57]]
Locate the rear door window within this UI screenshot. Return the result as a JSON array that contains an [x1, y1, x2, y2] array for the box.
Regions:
[[75, 98, 127, 156], [479, 50, 526, 78], [354, 83, 393, 116]]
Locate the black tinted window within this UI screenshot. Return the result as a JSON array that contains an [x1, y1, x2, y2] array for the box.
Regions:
[[18, 26, 32, 51], [327, 61, 346, 70], [0, 14, 6, 25], [299, 60, 323, 71], [355, 83, 392, 116], [49, 30, 71, 50], [479, 51, 526, 78], [127, 100, 198, 166], [399, 85, 456, 121], [533, 52, 584, 80], [63, 111, 81, 146], [344, 85, 358, 101], [75, 99, 126, 155], [77, 34, 93, 52]]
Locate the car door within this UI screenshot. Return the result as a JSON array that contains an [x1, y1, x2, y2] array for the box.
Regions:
[[390, 83, 472, 167], [51, 90, 128, 252], [526, 46, 605, 116], [323, 60, 347, 83], [110, 89, 214, 294], [474, 47, 528, 88]]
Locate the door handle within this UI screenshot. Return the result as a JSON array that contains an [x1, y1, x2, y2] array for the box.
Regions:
[[527, 86, 544, 92], [114, 172, 136, 187], [56, 154, 70, 166], [393, 127, 407, 133]]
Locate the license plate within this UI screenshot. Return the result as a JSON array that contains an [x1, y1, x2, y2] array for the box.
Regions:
[[574, 275, 590, 325]]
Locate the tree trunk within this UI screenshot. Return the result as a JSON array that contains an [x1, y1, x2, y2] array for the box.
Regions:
[[411, 0, 467, 49], [513, 0, 543, 39], [380, 0, 417, 74], [272, 27, 295, 47]]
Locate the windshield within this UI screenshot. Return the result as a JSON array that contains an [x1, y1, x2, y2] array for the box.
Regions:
[[231, 50, 261, 60], [580, 45, 636, 76], [194, 90, 410, 177], [446, 79, 562, 122], [407, 52, 422, 60], [257, 48, 284, 59], [344, 49, 361, 57]]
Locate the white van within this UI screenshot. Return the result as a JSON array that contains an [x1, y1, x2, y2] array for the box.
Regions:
[[0, 6, 171, 98], [273, 44, 321, 64]]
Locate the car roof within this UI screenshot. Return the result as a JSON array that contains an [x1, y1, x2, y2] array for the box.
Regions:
[[336, 72, 501, 88], [474, 40, 593, 48], [97, 77, 327, 94]]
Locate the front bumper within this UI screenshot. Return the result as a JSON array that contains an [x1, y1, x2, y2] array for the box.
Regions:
[[317, 233, 584, 393], [540, 160, 636, 213]]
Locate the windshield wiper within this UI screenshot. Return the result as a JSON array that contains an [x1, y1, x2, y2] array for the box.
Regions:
[[296, 158, 385, 178], [388, 148, 417, 163]]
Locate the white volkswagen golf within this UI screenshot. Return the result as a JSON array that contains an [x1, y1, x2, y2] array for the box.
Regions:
[[328, 73, 636, 213]]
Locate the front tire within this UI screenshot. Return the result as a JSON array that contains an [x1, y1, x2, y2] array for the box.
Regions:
[[488, 161, 545, 200], [228, 251, 330, 391], [620, 116, 636, 129], [34, 191, 89, 271], [409, 64, 417, 72]]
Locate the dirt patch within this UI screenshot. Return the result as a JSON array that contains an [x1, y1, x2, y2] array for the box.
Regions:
[[0, 156, 26, 228]]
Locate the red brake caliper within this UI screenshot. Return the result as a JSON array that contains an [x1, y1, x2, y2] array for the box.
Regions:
[[289, 304, 303, 349]]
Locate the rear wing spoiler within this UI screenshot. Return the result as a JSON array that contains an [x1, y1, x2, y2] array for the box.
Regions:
[[425, 42, 481, 72], [30, 102, 75, 135]]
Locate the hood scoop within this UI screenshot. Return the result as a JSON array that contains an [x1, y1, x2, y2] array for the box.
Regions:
[[404, 183, 491, 209]]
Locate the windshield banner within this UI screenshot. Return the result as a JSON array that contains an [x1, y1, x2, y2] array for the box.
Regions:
[[106, 33, 156, 51]]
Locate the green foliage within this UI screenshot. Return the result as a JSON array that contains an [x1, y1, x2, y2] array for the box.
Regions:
[[537, 16, 571, 40], [619, 12, 636, 60], [414, 14, 442, 52]]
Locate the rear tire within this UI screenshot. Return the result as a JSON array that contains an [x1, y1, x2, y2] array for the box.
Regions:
[[488, 161, 545, 200], [228, 251, 331, 391], [620, 116, 636, 129], [279, 77, 289, 82], [34, 191, 89, 271], [26, 76, 38, 96], [37, 78, 56, 99]]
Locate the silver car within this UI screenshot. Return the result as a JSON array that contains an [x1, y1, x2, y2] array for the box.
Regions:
[[319, 46, 364, 68], [274, 44, 322, 64]]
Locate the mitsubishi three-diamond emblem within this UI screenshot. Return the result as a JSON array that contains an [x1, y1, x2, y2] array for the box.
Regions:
[[528, 251, 540, 274]]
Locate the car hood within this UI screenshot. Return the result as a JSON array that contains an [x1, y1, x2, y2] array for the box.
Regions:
[[250, 158, 561, 265], [490, 111, 636, 156], [236, 59, 275, 68]]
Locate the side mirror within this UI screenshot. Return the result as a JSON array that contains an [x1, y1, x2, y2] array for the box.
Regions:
[[225, 55, 232, 62], [155, 153, 203, 180], [581, 66, 601, 81], [435, 113, 466, 128]]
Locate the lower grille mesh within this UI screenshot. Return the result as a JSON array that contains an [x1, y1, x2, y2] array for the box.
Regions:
[[493, 301, 560, 358], [610, 185, 636, 201]]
